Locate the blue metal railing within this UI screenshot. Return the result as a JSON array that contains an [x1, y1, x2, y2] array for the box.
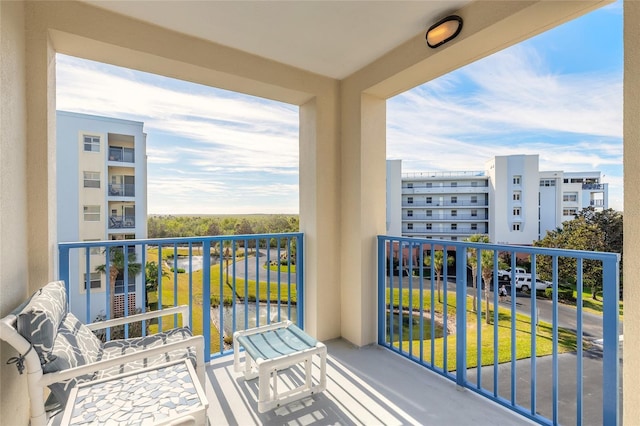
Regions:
[[377, 235, 620, 425], [59, 233, 303, 362]]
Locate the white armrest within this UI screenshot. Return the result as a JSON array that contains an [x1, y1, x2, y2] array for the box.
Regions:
[[85, 305, 190, 331], [39, 334, 205, 387]]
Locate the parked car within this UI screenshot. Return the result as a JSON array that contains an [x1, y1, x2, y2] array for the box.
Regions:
[[498, 267, 528, 278], [515, 276, 551, 293]]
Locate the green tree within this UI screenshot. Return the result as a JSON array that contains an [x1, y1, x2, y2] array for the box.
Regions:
[[424, 250, 454, 303], [144, 261, 168, 309], [465, 234, 495, 323], [535, 216, 605, 300], [95, 248, 142, 316]]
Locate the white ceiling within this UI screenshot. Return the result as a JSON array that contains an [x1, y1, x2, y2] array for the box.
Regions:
[[86, 1, 471, 79]]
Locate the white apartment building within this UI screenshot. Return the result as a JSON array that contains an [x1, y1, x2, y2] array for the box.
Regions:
[[389, 155, 608, 245], [56, 111, 148, 319]]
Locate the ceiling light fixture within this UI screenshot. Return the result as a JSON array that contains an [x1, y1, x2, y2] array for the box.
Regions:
[[426, 15, 463, 48]]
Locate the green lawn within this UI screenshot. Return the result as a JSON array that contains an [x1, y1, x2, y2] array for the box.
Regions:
[[561, 285, 624, 317], [387, 288, 579, 371], [148, 261, 296, 354]]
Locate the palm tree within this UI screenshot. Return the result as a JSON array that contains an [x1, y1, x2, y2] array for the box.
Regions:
[[424, 250, 453, 303], [144, 261, 168, 310], [95, 247, 142, 317], [465, 234, 498, 324]]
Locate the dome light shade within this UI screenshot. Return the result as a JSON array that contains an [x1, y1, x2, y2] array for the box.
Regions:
[[426, 15, 463, 48]]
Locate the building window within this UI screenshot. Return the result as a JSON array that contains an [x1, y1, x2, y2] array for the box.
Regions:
[[513, 207, 521, 216], [83, 135, 100, 152], [540, 179, 556, 187], [426, 210, 432, 217], [563, 208, 578, 216], [513, 191, 521, 201], [563, 193, 578, 202], [83, 171, 100, 188], [451, 224, 457, 230], [451, 182, 457, 187], [407, 183, 413, 189], [451, 196, 457, 204], [426, 182, 432, 188], [407, 210, 413, 217], [513, 175, 521, 185], [471, 209, 478, 217], [451, 210, 457, 217], [471, 196, 477, 203], [407, 197, 413, 204], [471, 223, 478, 231], [426, 197, 432, 204], [84, 272, 101, 290], [513, 223, 521, 231], [426, 223, 432, 230], [471, 181, 478, 187], [84, 239, 101, 255], [451, 236, 457, 241], [407, 223, 413, 230], [83, 205, 100, 221]]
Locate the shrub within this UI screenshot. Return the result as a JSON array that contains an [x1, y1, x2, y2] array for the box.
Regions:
[[545, 286, 575, 302], [170, 267, 186, 273]]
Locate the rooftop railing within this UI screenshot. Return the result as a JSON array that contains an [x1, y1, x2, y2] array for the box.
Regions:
[[59, 233, 303, 362], [378, 235, 620, 425]]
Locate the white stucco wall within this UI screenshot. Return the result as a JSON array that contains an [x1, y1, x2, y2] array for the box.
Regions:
[[0, 1, 30, 421]]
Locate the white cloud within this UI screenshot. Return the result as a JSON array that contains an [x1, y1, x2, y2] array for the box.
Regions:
[[56, 54, 300, 214], [387, 43, 623, 210]]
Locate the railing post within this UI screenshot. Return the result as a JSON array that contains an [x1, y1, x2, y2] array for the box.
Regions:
[[377, 237, 385, 345], [202, 239, 211, 362], [602, 254, 620, 425], [59, 245, 70, 306], [455, 245, 467, 386], [296, 233, 304, 329]]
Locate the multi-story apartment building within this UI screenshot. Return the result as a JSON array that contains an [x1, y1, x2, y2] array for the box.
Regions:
[[56, 111, 148, 319], [388, 155, 608, 245]]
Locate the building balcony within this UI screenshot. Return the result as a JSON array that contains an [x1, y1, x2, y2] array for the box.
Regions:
[[108, 215, 135, 229], [583, 183, 605, 191], [403, 201, 488, 208], [108, 146, 135, 163], [108, 183, 135, 197], [51, 234, 620, 425], [403, 186, 490, 195], [404, 214, 489, 221]]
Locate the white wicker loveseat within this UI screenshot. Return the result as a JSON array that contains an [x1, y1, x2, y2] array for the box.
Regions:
[[0, 280, 205, 426]]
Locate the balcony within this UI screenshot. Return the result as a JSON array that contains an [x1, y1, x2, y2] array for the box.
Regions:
[[404, 213, 489, 221], [108, 146, 135, 163], [108, 183, 135, 197], [108, 215, 135, 229], [403, 201, 488, 208], [54, 233, 620, 425]]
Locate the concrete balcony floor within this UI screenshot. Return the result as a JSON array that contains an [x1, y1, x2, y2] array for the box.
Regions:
[[205, 339, 532, 425]]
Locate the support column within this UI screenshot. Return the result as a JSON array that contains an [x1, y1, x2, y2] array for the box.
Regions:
[[26, 2, 57, 291], [340, 90, 386, 346], [623, 1, 639, 423], [299, 91, 341, 341]]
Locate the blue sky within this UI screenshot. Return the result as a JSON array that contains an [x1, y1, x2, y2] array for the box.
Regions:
[[56, 1, 622, 214]]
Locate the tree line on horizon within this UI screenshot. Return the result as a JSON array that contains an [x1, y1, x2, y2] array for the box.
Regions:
[[147, 214, 299, 238]]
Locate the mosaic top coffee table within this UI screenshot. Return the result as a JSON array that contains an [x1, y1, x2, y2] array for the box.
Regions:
[[60, 359, 208, 425]]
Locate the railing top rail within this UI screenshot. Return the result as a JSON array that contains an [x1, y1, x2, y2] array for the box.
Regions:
[[59, 232, 304, 250], [377, 235, 620, 261]]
